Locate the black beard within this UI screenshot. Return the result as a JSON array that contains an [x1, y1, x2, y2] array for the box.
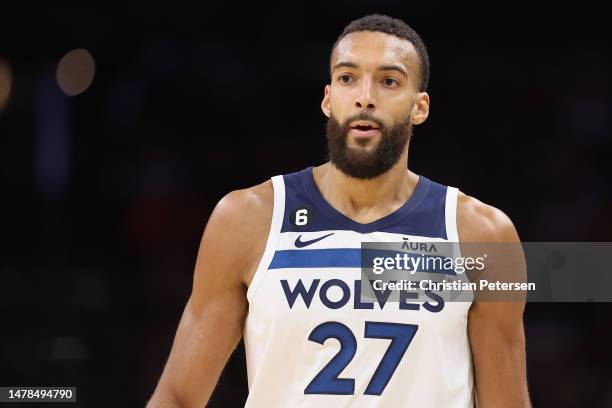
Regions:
[[325, 112, 412, 179]]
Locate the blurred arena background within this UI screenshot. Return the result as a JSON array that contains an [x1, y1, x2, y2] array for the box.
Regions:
[[1, 1, 611, 407]]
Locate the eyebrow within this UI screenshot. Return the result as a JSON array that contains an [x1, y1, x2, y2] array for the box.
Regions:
[[332, 61, 409, 78]]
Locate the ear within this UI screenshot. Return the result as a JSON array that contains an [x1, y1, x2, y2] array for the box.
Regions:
[[411, 92, 430, 125], [321, 84, 331, 118]]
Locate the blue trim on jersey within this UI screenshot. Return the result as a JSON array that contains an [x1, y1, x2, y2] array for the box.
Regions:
[[269, 248, 457, 275], [280, 167, 448, 239], [269, 248, 361, 269]]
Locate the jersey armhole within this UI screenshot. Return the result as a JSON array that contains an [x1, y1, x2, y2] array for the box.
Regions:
[[445, 186, 461, 258], [246, 175, 285, 303]]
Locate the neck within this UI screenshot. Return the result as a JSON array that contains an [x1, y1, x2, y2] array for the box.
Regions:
[[313, 149, 419, 223]]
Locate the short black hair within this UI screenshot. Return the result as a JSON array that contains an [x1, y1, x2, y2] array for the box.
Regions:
[[331, 14, 430, 91]]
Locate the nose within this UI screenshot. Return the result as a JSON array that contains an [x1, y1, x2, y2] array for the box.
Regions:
[[355, 77, 376, 110]]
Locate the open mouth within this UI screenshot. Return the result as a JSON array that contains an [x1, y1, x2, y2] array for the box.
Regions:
[[350, 120, 380, 132], [349, 120, 380, 137]]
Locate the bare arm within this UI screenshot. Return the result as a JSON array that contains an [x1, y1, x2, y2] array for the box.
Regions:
[[147, 181, 273, 407], [458, 193, 531, 407]]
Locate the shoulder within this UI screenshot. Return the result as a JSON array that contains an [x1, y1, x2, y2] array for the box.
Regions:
[[456, 191, 520, 243], [205, 179, 274, 248], [213, 179, 274, 224], [199, 179, 274, 285]]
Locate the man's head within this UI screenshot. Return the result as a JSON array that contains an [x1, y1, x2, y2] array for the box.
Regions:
[[321, 14, 431, 179]]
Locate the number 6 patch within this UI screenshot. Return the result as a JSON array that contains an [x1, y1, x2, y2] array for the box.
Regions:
[[291, 207, 313, 227]]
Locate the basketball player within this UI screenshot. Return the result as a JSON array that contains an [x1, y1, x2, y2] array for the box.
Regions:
[[148, 14, 530, 407]]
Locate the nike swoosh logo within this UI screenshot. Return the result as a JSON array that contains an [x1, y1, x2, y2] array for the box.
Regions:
[[294, 233, 335, 248]]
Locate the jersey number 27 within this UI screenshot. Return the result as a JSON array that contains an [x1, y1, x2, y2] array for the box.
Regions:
[[304, 321, 418, 395]]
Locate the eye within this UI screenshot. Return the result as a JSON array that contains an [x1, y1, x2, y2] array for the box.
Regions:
[[383, 77, 399, 87], [338, 74, 353, 84]]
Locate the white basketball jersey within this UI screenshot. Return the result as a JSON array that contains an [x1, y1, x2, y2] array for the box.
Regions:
[[243, 167, 474, 407]]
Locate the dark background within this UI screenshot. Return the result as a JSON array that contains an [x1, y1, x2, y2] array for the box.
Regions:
[[1, 1, 611, 407]]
